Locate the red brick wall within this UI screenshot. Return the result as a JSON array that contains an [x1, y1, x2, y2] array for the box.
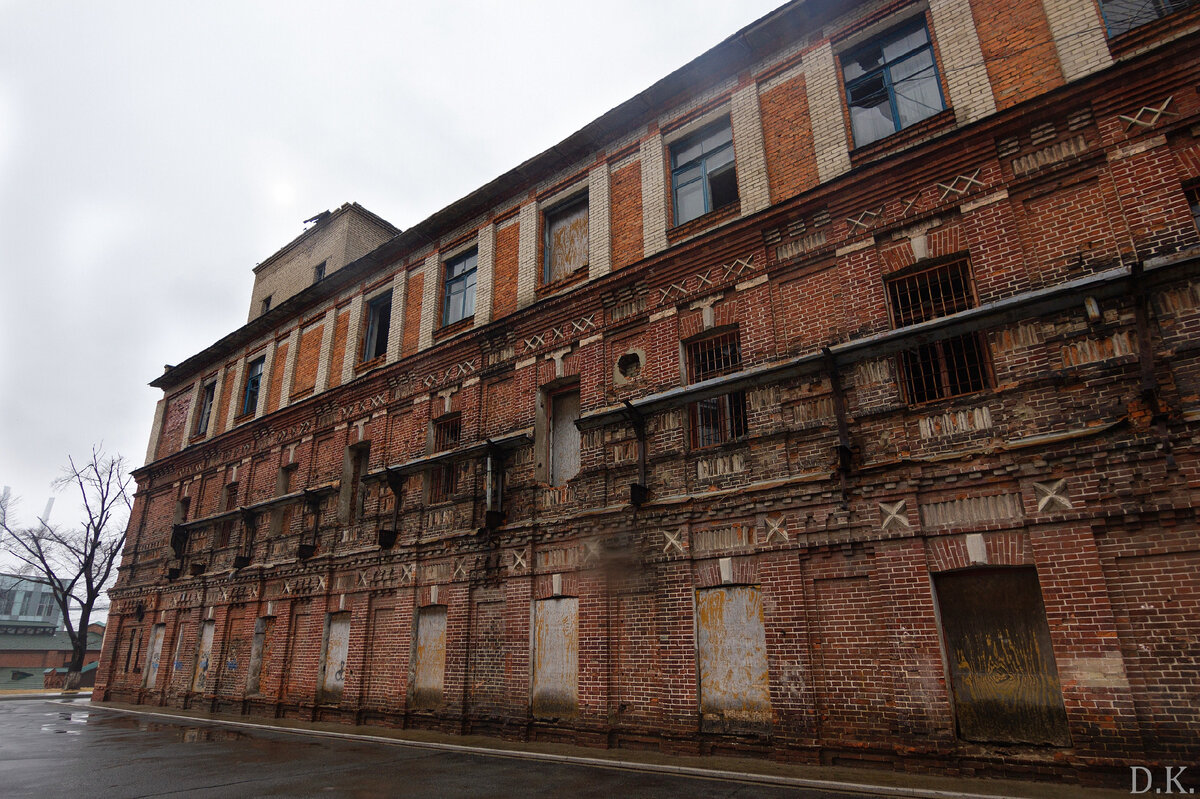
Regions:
[[265, 341, 288, 414], [401, 272, 423, 358], [328, 310, 350, 389], [492, 223, 520, 320], [760, 73, 818, 203], [155, 389, 192, 459], [970, 0, 1063, 110], [610, 160, 642, 270], [291, 323, 324, 398]]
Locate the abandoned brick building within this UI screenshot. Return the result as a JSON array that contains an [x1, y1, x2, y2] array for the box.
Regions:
[[97, 0, 1200, 783]]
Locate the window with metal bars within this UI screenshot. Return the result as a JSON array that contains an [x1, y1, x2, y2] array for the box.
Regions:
[[887, 261, 991, 404], [429, 415, 462, 503], [686, 331, 748, 449], [1187, 186, 1200, 233], [1098, 0, 1196, 36]]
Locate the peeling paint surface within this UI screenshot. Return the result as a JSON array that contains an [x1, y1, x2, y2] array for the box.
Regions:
[[143, 624, 165, 689], [532, 597, 578, 718], [696, 587, 771, 726], [319, 612, 350, 704], [245, 617, 270, 696], [191, 620, 214, 694], [412, 606, 447, 709]]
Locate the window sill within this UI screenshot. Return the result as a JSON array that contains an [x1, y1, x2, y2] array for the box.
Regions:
[[537, 267, 589, 297], [356, 355, 386, 374], [290, 386, 315, 401], [232, 412, 255, 424], [667, 203, 740, 245], [849, 108, 956, 167], [435, 316, 473, 340]]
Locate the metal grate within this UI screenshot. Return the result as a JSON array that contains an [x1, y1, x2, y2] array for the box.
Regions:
[[428, 463, 457, 504], [433, 415, 461, 452], [888, 261, 990, 404], [887, 260, 976, 328], [687, 331, 747, 448]]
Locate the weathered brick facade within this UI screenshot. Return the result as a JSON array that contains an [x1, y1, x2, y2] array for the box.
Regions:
[[99, 0, 1200, 786]]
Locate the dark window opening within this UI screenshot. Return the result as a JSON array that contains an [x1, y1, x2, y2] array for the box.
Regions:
[[362, 290, 392, 362], [443, 249, 478, 326], [1187, 186, 1200, 232], [887, 261, 991, 404], [544, 195, 589, 284], [260, 296, 272, 316], [1099, 0, 1196, 36], [217, 483, 237, 548], [671, 117, 738, 226], [194, 381, 216, 436], [428, 415, 462, 503], [313, 261, 327, 283], [241, 357, 265, 417], [344, 444, 370, 523], [686, 331, 747, 449], [842, 19, 944, 147]]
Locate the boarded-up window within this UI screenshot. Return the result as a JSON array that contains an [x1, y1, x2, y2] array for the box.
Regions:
[[191, 620, 215, 693], [245, 616, 273, 696], [143, 624, 165, 689], [339, 443, 370, 523], [532, 597, 578, 718], [696, 586, 771, 729], [411, 605, 447, 709], [543, 196, 588, 284], [935, 568, 1070, 745], [318, 612, 351, 704], [549, 388, 580, 486]]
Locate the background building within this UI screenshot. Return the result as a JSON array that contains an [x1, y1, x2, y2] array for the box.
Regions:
[[97, 0, 1200, 785], [0, 574, 104, 689]]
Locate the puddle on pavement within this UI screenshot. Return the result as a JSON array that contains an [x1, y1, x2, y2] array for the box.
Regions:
[[40, 710, 90, 735], [97, 713, 249, 742]]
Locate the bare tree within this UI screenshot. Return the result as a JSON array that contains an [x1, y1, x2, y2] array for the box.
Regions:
[[1, 448, 131, 690]]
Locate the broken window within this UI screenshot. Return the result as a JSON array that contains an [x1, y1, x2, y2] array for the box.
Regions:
[[442, 248, 477, 326], [887, 260, 991, 404], [194, 380, 216, 436], [260, 295, 272, 316], [313, 260, 327, 283], [1188, 185, 1200, 232], [428, 415, 461, 503], [362, 290, 392, 362], [686, 331, 747, 449], [934, 568, 1070, 745], [842, 19, 945, 147], [241, 356, 265, 417], [549, 387, 581, 486], [671, 117, 738, 225], [543, 195, 588, 284], [1098, 0, 1196, 36]]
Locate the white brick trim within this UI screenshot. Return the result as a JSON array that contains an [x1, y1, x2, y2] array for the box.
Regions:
[[588, 163, 612, 279], [805, 41, 852, 182], [418, 255, 439, 351], [255, 342, 276, 418], [641, 135, 667, 257], [314, 307, 338, 394], [145, 397, 167, 464], [279, 327, 301, 409], [386, 271, 409, 363], [474, 224, 495, 327], [1041, 0, 1112, 82], [342, 294, 364, 382], [516, 203, 539, 310], [928, 0, 996, 124], [204, 368, 224, 441], [731, 82, 771, 215]]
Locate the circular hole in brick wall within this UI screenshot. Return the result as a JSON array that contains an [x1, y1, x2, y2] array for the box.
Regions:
[[617, 352, 642, 380]]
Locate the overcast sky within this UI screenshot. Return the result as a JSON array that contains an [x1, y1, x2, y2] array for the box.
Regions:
[[0, 1, 784, 540]]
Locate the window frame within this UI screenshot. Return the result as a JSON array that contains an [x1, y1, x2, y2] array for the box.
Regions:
[[193, 380, 216, 436], [361, 289, 393, 363], [542, 193, 590, 285], [841, 17, 946, 148], [684, 329, 748, 450], [428, 414, 462, 504], [260, 295, 272, 316], [313, 261, 327, 283], [1097, 0, 1196, 37], [885, 259, 993, 405], [547, 384, 581, 487], [240, 356, 265, 417], [442, 248, 478, 327], [1186, 185, 1200, 233], [669, 116, 738, 227]]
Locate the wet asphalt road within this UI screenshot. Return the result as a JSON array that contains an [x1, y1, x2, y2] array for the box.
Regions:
[[0, 699, 879, 799]]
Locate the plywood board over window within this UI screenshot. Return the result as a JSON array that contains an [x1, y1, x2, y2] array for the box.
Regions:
[[142, 624, 165, 689], [411, 605, 447, 709], [532, 597, 579, 718], [318, 612, 351, 704], [544, 197, 588, 284], [191, 620, 215, 694], [935, 567, 1070, 745], [695, 586, 771, 730]]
